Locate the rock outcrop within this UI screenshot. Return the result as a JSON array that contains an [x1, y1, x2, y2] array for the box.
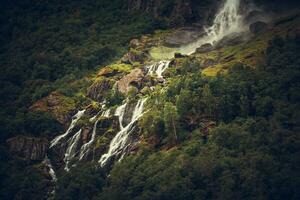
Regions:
[[164, 27, 204, 47], [126, 0, 220, 26], [196, 43, 214, 53], [86, 78, 115, 102], [117, 68, 145, 94], [29, 92, 76, 126], [7, 136, 49, 161]]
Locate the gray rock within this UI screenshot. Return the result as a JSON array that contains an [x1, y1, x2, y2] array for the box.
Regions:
[[196, 43, 213, 53], [174, 52, 187, 58], [164, 27, 204, 47], [215, 32, 248, 48], [7, 136, 49, 161], [87, 78, 114, 102], [249, 21, 268, 34]]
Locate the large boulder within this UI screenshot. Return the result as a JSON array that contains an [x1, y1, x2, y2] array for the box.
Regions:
[[249, 21, 268, 34], [117, 68, 145, 94], [7, 136, 49, 161]]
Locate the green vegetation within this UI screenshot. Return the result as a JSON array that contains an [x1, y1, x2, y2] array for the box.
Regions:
[[0, 0, 161, 141], [52, 36, 300, 200], [1, 0, 300, 199]]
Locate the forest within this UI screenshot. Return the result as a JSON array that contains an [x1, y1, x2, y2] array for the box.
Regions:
[[0, 0, 299, 199]]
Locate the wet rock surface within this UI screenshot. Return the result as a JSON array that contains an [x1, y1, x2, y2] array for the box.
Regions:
[[7, 136, 49, 161]]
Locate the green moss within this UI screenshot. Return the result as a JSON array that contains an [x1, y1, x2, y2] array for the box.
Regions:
[[95, 135, 110, 150], [149, 46, 179, 60]]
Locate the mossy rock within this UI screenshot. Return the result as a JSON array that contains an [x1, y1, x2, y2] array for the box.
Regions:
[[30, 92, 77, 125], [97, 64, 133, 77]]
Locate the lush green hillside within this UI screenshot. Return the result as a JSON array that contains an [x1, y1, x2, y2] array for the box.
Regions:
[[0, 1, 300, 200], [53, 36, 300, 200], [0, 0, 161, 141]]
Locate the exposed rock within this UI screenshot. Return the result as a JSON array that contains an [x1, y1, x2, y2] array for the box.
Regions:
[[97, 67, 120, 77], [130, 39, 140, 48], [121, 50, 147, 64], [30, 92, 76, 126], [249, 21, 268, 34], [82, 127, 92, 144], [174, 52, 187, 58], [196, 43, 213, 53], [86, 78, 115, 102], [117, 68, 145, 94], [7, 136, 49, 161], [215, 32, 248, 48], [126, 0, 220, 26], [164, 27, 203, 47]]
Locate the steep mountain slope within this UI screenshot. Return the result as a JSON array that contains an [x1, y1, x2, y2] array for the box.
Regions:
[[1, 0, 300, 199]]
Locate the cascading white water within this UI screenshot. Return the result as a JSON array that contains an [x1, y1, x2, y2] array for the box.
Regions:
[[43, 156, 57, 182], [150, 0, 248, 59], [205, 0, 244, 43], [147, 60, 171, 78], [98, 98, 147, 167], [79, 120, 99, 160], [101, 109, 111, 118], [64, 129, 82, 171], [43, 155, 57, 199], [50, 110, 85, 148], [179, 0, 245, 55]]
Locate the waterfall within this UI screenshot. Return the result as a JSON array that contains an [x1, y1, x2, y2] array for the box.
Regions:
[[50, 109, 85, 148], [79, 120, 99, 160], [99, 98, 147, 167], [115, 102, 127, 129], [178, 0, 245, 55], [101, 109, 111, 118], [64, 129, 82, 171], [43, 156, 57, 199], [205, 0, 244, 43], [147, 60, 171, 78], [43, 156, 57, 182]]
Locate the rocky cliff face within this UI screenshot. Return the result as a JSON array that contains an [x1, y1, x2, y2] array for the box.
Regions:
[[7, 136, 49, 161], [126, 0, 221, 26]]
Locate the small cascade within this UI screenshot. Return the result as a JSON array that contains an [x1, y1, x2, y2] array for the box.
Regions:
[[99, 98, 147, 167], [43, 156, 57, 199], [64, 129, 82, 171], [147, 60, 171, 79], [101, 109, 111, 118], [114, 102, 127, 129], [50, 110, 85, 148], [79, 120, 99, 160]]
